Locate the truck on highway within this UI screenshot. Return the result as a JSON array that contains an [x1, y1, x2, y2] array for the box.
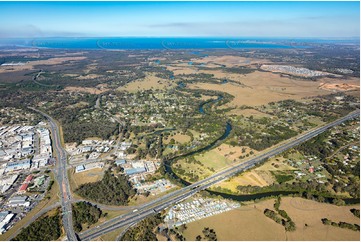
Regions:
[[133, 209, 138, 213]]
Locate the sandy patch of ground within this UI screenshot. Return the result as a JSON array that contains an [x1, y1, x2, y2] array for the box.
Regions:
[[0, 56, 86, 74], [183, 197, 360, 241], [215, 157, 295, 190], [319, 82, 360, 92], [187, 71, 333, 107], [117, 72, 175, 92], [216, 170, 271, 191]]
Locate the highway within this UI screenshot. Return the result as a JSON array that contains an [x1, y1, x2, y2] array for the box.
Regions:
[[29, 108, 78, 241], [78, 110, 359, 241]]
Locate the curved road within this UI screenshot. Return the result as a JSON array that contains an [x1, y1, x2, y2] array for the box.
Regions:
[[78, 110, 359, 241]]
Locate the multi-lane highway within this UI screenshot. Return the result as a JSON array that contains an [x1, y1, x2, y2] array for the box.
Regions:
[[29, 108, 78, 241], [78, 110, 359, 241]]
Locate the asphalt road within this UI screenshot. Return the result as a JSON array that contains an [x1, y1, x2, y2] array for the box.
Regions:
[[29, 108, 78, 241], [78, 109, 359, 241]]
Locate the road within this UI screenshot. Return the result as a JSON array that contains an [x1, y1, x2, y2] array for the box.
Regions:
[[78, 110, 359, 241], [29, 108, 78, 241]]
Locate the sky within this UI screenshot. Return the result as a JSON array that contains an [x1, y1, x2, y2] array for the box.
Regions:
[[0, 1, 359, 38]]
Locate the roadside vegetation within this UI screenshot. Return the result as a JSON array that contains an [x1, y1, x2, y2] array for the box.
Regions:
[[12, 209, 62, 241], [72, 201, 102, 232], [120, 214, 163, 241]]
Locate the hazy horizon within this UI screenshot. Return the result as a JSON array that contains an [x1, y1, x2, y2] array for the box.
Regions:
[[0, 1, 359, 39]]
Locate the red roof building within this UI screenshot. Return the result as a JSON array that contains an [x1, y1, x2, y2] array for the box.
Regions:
[[18, 183, 29, 193], [24, 175, 33, 184]]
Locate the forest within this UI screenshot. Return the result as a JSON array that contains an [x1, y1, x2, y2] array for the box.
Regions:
[[12, 210, 62, 241], [75, 169, 136, 205]]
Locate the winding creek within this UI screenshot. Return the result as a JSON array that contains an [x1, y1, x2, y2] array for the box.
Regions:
[[163, 95, 360, 204]]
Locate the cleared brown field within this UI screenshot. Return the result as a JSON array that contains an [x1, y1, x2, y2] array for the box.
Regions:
[[117, 72, 175, 92], [183, 197, 360, 241], [319, 82, 360, 92], [187, 71, 334, 107], [214, 157, 295, 191], [71, 168, 104, 189]]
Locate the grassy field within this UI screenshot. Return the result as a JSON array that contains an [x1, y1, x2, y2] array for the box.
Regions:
[[213, 156, 296, 192], [128, 187, 179, 206], [117, 72, 175, 92], [182, 197, 360, 241], [187, 70, 334, 107], [97, 227, 125, 241], [0, 173, 60, 241], [164, 133, 191, 144], [70, 167, 105, 189], [174, 144, 256, 182]]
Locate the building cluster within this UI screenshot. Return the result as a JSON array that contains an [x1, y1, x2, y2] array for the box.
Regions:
[[261, 64, 330, 77], [0, 125, 52, 176], [164, 198, 240, 228], [0, 125, 53, 235], [133, 178, 175, 195], [0, 173, 50, 235], [334, 68, 354, 74], [67, 139, 116, 163], [117, 159, 159, 176]]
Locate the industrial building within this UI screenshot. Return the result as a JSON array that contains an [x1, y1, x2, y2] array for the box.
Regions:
[[124, 167, 146, 175], [0, 211, 14, 234], [5, 160, 31, 173], [7, 195, 30, 207]]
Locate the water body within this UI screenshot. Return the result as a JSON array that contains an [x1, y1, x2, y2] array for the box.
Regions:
[[198, 96, 223, 114], [2, 37, 315, 50]]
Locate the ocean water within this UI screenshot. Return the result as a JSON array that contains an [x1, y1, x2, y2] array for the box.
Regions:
[[0, 37, 358, 50]]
